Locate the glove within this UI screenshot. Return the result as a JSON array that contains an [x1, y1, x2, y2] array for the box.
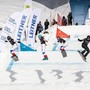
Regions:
[[78, 38, 82, 42], [5, 40, 8, 42], [17, 41, 21, 43], [10, 50, 13, 53]]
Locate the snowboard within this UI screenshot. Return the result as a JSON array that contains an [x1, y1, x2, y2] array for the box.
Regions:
[[11, 56, 19, 61], [61, 49, 67, 57], [77, 50, 87, 62], [11, 55, 19, 61], [42, 54, 48, 60], [7, 53, 19, 70]]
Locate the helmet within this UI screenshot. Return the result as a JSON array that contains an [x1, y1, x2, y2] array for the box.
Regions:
[[87, 35, 90, 40], [87, 35, 90, 38], [38, 34, 42, 39], [7, 36, 11, 40], [57, 36, 61, 39]]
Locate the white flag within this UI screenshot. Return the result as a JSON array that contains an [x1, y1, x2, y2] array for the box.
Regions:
[[14, 8, 32, 42], [27, 8, 41, 48], [0, 12, 21, 52]]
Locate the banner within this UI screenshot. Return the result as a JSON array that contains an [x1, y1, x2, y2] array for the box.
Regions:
[[0, 12, 21, 42], [14, 8, 32, 42], [0, 12, 21, 52], [26, 8, 41, 48], [22, 0, 32, 42], [24, 0, 32, 9]]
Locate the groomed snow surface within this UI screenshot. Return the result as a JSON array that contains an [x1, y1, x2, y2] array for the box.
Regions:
[[0, 25, 90, 90]]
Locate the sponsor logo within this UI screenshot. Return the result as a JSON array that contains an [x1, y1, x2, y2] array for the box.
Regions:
[[8, 17, 16, 25], [1, 35, 6, 41], [29, 15, 37, 38], [4, 26, 12, 33], [17, 15, 27, 41]]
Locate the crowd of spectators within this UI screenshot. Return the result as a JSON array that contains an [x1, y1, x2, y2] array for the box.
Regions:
[[60, 12, 73, 26], [35, 12, 73, 35], [35, 12, 74, 42]]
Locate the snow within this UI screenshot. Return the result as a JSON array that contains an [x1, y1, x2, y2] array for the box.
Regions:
[[0, 0, 90, 90], [0, 24, 90, 90]]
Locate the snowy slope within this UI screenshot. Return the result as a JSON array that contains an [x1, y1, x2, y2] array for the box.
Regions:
[[0, 25, 90, 90], [0, 1, 90, 90], [0, 50, 90, 90]]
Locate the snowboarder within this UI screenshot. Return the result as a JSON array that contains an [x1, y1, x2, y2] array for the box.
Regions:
[[5, 36, 20, 61], [56, 36, 68, 57], [56, 36, 67, 50], [78, 35, 90, 60], [38, 34, 48, 60]]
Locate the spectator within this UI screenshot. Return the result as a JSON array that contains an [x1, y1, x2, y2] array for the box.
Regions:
[[44, 19, 49, 30], [76, 23, 78, 25], [67, 12, 73, 25], [51, 19, 57, 25], [36, 21, 43, 33], [62, 16, 67, 26]]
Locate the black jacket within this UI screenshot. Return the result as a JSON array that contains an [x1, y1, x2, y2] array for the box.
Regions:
[[78, 38, 90, 46]]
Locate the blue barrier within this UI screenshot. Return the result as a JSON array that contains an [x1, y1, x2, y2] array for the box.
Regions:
[[70, 0, 90, 25], [20, 42, 37, 51]]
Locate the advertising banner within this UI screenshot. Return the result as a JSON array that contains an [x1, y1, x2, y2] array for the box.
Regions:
[[26, 8, 41, 48]]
